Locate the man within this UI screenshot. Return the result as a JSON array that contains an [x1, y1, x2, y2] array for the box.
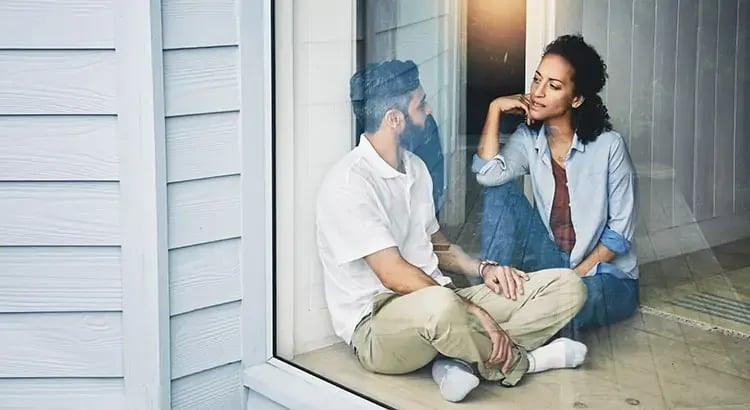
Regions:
[[316, 60, 588, 403]]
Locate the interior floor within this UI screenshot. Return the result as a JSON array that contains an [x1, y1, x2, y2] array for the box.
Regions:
[[294, 308, 750, 409], [294, 178, 750, 408]]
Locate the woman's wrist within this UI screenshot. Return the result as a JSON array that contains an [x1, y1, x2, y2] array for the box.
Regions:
[[489, 98, 505, 114]]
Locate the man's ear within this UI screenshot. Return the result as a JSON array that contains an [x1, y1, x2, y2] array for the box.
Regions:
[[384, 109, 402, 129], [572, 95, 585, 109]]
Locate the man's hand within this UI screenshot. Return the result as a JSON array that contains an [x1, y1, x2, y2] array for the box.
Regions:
[[482, 265, 529, 300], [465, 303, 515, 374]]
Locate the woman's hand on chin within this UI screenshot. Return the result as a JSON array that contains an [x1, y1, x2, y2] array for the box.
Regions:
[[490, 94, 535, 125]]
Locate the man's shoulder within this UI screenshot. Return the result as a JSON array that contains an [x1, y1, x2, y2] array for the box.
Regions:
[[318, 150, 373, 198]]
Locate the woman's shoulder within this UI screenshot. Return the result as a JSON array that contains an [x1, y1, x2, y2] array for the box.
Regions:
[[593, 129, 624, 144], [589, 129, 628, 153]]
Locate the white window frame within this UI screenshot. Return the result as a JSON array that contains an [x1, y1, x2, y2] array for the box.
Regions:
[[241, 1, 555, 408]]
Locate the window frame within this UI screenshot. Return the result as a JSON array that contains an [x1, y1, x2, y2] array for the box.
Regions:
[[241, 0, 555, 408]]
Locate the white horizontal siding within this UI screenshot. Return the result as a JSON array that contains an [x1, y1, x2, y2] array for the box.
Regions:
[[0, 312, 122, 377], [0, 247, 121, 312], [0, 182, 119, 246], [0, 378, 124, 410], [171, 362, 242, 410], [0, 0, 114, 49], [394, 17, 443, 65], [372, 0, 447, 33], [164, 4, 244, 408], [162, 0, 238, 50], [166, 111, 240, 183], [0, 50, 116, 115], [167, 175, 240, 249], [169, 238, 241, 316], [0, 0, 128, 405], [0, 116, 118, 181], [163, 46, 239, 117], [170, 301, 241, 379]]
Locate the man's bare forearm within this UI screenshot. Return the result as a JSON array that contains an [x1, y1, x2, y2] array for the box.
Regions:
[[387, 262, 441, 294], [364, 247, 441, 295], [432, 231, 481, 277]]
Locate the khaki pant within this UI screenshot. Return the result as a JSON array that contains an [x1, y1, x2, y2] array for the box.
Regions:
[[350, 268, 586, 386]]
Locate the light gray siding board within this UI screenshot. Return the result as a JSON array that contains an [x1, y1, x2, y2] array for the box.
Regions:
[[0, 378, 124, 410], [246, 390, 289, 410], [630, 0, 656, 231], [171, 362, 242, 410], [170, 302, 241, 379], [0, 116, 118, 181], [0, 312, 123, 377], [606, 0, 633, 144], [0, 50, 116, 115], [0, 182, 119, 246], [238, 0, 272, 367], [0, 247, 121, 313], [556, 0, 584, 35], [162, 0, 238, 50], [715, 0, 739, 218], [394, 18, 440, 65], [693, 0, 718, 221], [163, 46, 239, 117], [394, 0, 444, 30], [166, 111, 240, 183], [0, 0, 114, 49], [169, 238, 241, 316], [651, 0, 679, 231], [167, 175, 240, 249], [673, 0, 699, 225], [582, 0, 609, 100], [370, 0, 397, 33]]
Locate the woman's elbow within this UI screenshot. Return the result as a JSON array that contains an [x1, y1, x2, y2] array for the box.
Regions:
[[475, 172, 506, 187]]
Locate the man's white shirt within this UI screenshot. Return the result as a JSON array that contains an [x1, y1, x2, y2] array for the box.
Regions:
[[316, 136, 452, 344]]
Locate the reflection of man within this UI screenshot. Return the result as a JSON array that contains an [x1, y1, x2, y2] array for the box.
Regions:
[[357, 112, 445, 214], [316, 59, 588, 403]]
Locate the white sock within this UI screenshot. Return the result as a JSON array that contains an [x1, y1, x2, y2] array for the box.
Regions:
[[527, 337, 587, 373], [431, 358, 480, 402]]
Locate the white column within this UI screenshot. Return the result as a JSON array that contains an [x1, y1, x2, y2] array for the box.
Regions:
[[115, 0, 170, 408]]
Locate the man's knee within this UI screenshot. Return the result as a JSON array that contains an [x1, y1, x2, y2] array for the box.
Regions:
[[418, 286, 466, 327]]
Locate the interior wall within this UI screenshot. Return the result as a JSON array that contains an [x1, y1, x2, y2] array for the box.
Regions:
[[556, 0, 750, 262]]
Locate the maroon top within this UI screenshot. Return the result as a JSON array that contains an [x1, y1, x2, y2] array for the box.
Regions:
[[550, 160, 576, 253]]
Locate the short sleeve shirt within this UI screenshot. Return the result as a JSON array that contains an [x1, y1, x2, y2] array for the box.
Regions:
[[316, 136, 452, 344]]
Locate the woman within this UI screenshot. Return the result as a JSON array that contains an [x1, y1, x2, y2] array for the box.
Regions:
[[472, 34, 638, 333]]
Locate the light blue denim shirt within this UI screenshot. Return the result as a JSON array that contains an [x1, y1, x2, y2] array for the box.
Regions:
[[472, 124, 639, 279]]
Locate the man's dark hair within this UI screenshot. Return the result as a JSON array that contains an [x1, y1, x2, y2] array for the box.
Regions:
[[350, 59, 421, 133]]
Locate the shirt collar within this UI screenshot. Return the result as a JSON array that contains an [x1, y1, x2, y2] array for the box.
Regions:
[[534, 125, 586, 155], [357, 134, 407, 179]]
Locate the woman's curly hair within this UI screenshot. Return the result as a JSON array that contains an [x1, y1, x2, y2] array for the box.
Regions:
[[543, 34, 612, 143]]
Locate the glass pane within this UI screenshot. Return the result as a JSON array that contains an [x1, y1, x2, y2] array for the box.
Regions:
[[275, 0, 750, 408]]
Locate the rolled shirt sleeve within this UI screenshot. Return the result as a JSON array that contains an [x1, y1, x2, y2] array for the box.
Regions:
[[473, 126, 532, 187], [604, 135, 637, 247], [589, 135, 637, 278]]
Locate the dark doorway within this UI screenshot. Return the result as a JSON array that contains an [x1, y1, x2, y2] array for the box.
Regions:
[[466, 0, 527, 148], [462, 0, 527, 222]]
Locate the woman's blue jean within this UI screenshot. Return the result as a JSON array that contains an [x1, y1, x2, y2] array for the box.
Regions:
[[479, 182, 639, 332]]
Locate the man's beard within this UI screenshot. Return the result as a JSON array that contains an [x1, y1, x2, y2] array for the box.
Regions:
[[398, 115, 429, 151]]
